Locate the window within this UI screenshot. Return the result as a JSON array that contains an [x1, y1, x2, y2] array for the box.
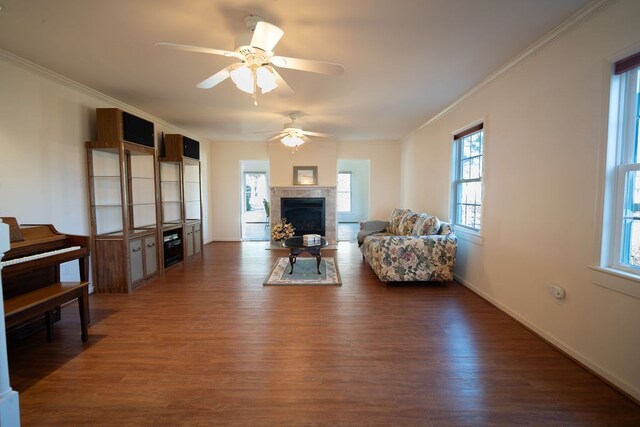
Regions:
[[605, 52, 640, 273], [452, 123, 484, 231], [337, 172, 352, 213]]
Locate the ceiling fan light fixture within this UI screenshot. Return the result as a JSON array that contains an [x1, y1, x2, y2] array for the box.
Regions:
[[229, 65, 254, 93], [281, 135, 305, 148], [256, 66, 278, 94]]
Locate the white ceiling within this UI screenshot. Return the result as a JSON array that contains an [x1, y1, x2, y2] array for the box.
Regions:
[[0, 0, 591, 142]]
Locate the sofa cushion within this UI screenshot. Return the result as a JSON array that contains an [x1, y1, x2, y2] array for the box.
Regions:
[[439, 223, 454, 236], [413, 214, 440, 236], [387, 208, 411, 235], [398, 211, 421, 236]]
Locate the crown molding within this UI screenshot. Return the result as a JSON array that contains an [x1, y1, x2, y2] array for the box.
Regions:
[[405, 0, 617, 140], [0, 47, 211, 144]]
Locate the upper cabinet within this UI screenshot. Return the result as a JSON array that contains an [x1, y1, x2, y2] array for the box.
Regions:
[[95, 108, 155, 149], [86, 108, 160, 293]]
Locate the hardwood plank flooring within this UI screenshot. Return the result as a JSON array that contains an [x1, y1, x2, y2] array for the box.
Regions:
[[7, 242, 640, 426]]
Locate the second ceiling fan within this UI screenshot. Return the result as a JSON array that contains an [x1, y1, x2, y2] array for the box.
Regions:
[[256, 113, 332, 148], [156, 15, 344, 105]]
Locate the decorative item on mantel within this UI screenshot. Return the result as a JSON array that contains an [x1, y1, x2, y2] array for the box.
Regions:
[[293, 166, 318, 185], [271, 218, 295, 244]]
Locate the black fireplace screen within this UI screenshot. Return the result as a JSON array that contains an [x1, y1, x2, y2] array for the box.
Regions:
[[280, 197, 325, 236]]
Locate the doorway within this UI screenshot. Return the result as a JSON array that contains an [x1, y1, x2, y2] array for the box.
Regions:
[[241, 162, 270, 241], [337, 160, 370, 241]]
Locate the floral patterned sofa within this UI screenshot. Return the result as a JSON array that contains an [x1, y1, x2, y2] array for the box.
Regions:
[[358, 208, 457, 283]]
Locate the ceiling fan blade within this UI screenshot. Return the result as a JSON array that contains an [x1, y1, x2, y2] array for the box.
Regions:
[[253, 130, 281, 134], [271, 56, 344, 76], [302, 131, 332, 138], [268, 133, 285, 141], [155, 42, 240, 58], [302, 135, 312, 143], [197, 66, 233, 89], [269, 67, 295, 98], [250, 21, 284, 52]]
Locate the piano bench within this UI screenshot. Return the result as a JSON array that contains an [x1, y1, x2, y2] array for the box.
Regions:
[[4, 281, 89, 342]]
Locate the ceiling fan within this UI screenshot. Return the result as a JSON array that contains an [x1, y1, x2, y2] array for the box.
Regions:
[[156, 15, 344, 105], [256, 113, 332, 148]]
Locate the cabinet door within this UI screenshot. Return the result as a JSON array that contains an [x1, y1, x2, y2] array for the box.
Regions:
[[129, 239, 144, 283], [144, 236, 157, 276], [194, 223, 202, 255], [186, 224, 195, 258]]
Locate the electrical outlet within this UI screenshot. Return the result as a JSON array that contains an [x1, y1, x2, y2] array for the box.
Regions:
[[550, 285, 565, 300]]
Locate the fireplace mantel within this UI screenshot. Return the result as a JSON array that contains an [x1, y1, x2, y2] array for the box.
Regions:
[[270, 186, 337, 244]]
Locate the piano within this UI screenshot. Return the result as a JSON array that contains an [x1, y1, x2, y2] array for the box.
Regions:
[[1, 217, 90, 341], [1, 218, 89, 297]]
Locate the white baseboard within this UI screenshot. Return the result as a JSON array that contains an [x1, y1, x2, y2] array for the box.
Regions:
[[454, 274, 640, 403]]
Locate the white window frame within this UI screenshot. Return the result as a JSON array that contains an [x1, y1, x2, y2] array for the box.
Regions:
[[337, 171, 352, 213], [451, 123, 484, 238], [606, 67, 640, 274]]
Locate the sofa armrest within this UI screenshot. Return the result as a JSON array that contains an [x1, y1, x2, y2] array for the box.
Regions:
[[359, 220, 389, 231], [357, 220, 389, 246]]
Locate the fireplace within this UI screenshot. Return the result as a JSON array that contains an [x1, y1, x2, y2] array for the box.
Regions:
[[281, 197, 325, 236], [270, 186, 336, 244]]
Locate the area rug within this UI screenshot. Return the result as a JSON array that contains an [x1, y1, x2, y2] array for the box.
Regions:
[[264, 257, 342, 286]]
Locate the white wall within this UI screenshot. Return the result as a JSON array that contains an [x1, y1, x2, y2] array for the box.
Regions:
[[209, 142, 269, 240], [269, 140, 338, 187], [401, 0, 640, 400], [0, 53, 213, 278], [338, 141, 401, 220]]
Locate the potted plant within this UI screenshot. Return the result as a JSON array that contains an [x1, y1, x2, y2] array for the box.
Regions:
[[271, 218, 295, 244]]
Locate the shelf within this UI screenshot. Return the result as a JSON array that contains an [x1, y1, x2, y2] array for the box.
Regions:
[[162, 221, 182, 227], [95, 230, 125, 238], [129, 227, 157, 237]]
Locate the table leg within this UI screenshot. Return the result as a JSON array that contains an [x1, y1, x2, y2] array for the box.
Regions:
[[316, 254, 322, 274], [289, 254, 296, 274]]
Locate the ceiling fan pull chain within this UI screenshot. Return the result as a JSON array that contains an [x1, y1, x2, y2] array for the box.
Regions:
[[252, 67, 258, 106]]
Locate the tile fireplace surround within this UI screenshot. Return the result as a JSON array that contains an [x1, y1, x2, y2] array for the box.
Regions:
[[270, 186, 337, 244]]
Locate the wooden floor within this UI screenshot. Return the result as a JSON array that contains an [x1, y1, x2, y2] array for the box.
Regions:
[[7, 242, 640, 426]]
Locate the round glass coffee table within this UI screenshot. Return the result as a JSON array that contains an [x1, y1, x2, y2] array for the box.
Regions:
[[283, 236, 328, 274]]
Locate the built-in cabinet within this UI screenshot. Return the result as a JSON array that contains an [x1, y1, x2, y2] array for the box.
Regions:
[[86, 108, 161, 293], [159, 134, 203, 270], [184, 222, 202, 258], [129, 235, 158, 283]]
